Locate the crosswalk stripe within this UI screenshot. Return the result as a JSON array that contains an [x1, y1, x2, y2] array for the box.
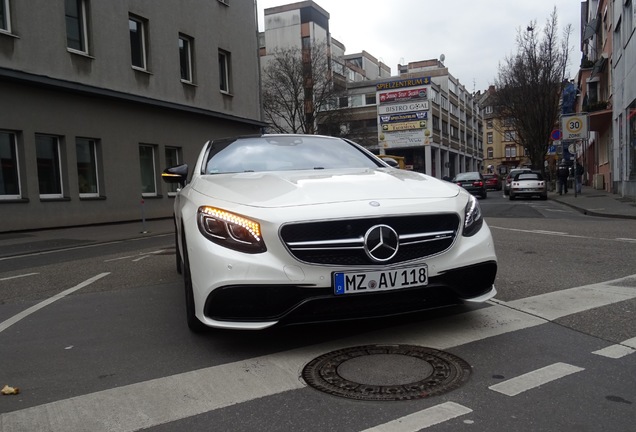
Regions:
[[592, 337, 636, 359], [2, 274, 636, 432], [359, 402, 472, 431], [488, 362, 585, 396], [503, 273, 636, 321]]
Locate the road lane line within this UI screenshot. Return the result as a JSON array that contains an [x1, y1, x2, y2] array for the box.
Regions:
[[0, 272, 110, 334], [592, 337, 636, 359], [360, 402, 473, 431], [0, 272, 39, 281], [3, 274, 636, 432], [489, 363, 585, 396]]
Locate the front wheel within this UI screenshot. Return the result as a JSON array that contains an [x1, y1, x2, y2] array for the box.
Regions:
[[509, 193, 515, 201]]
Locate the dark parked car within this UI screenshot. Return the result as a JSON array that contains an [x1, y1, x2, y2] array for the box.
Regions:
[[483, 173, 501, 190], [509, 171, 548, 200], [453, 172, 487, 199]]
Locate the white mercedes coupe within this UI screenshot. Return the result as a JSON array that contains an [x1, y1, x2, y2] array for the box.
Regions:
[[162, 134, 497, 332]]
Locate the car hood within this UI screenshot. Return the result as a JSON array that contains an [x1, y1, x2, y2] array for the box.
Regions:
[[189, 168, 460, 208]]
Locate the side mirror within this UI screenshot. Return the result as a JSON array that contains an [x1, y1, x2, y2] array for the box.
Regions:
[[382, 157, 400, 168], [162, 164, 188, 188]]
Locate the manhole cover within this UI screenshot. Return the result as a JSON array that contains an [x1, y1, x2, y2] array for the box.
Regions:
[[302, 344, 471, 401]]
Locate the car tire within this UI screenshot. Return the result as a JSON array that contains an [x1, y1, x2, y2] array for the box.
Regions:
[[481, 191, 487, 199], [182, 232, 207, 333], [509, 193, 515, 201], [174, 218, 182, 275], [541, 194, 548, 200]]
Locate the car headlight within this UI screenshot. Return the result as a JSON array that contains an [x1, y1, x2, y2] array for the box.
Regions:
[[197, 206, 266, 253], [462, 195, 483, 237]]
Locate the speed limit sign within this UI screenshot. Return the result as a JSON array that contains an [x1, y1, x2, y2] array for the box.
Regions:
[[561, 114, 588, 140]]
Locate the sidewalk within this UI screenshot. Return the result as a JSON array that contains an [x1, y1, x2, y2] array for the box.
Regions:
[[1, 186, 635, 260], [548, 185, 636, 220]]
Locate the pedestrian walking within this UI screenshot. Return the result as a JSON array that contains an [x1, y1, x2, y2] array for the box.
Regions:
[[557, 159, 569, 195], [575, 161, 584, 194]]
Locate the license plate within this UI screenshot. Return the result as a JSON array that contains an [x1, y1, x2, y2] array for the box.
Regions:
[[333, 265, 428, 295]]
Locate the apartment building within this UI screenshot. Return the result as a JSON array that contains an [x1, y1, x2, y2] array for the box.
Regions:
[[374, 59, 484, 177], [480, 86, 530, 177], [0, 0, 264, 231]]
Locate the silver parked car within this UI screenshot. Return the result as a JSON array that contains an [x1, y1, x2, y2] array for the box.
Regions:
[[509, 171, 548, 200]]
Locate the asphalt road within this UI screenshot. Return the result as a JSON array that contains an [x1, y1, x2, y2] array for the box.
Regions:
[[1, 192, 635, 432]]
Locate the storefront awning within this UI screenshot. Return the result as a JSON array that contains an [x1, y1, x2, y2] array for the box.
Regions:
[[583, 18, 599, 41]]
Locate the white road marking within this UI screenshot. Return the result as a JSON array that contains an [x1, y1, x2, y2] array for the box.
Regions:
[[615, 238, 636, 243], [0, 272, 39, 281], [104, 250, 165, 263], [2, 274, 636, 431], [491, 226, 636, 243], [360, 402, 473, 432], [503, 273, 636, 321], [0, 273, 110, 334], [592, 337, 636, 359], [489, 362, 585, 397]]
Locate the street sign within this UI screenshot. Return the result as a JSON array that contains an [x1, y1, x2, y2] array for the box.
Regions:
[[561, 114, 589, 140], [551, 129, 562, 141]]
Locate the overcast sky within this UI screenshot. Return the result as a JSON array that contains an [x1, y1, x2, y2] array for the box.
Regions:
[[256, 0, 582, 92]]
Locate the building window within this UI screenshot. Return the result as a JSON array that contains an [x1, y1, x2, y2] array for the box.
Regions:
[[129, 16, 147, 70], [450, 125, 459, 139], [65, 0, 88, 53], [504, 131, 516, 142], [0, 131, 20, 199], [505, 145, 517, 158], [179, 34, 193, 83], [487, 132, 493, 144], [442, 120, 449, 137], [165, 147, 181, 195], [76, 138, 99, 197], [338, 96, 349, 108], [432, 115, 440, 131], [35, 135, 63, 198], [1, 0, 11, 32], [487, 120, 493, 129], [218, 49, 231, 93], [365, 94, 376, 105], [487, 147, 494, 158], [139, 145, 156, 196], [485, 106, 493, 114]]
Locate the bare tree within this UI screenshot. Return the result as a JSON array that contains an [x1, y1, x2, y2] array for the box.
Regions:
[[493, 8, 572, 173], [261, 41, 349, 134]]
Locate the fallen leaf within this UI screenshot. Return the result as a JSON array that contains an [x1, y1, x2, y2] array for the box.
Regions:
[[1, 384, 20, 395]]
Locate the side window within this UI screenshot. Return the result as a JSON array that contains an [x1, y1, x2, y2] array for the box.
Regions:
[[129, 15, 148, 70], [76, 138, 100, 197], [35, 135, 64, 199], [139, 144, 157, 196], [218, 49, 231, 93], [0, 131, 21, 199], [65, 0, 89, 53]]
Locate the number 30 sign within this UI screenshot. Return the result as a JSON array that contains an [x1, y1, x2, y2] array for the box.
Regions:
[[561, 114, 588, 140]]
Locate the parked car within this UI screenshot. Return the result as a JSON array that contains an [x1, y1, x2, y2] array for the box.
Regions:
[[509, 171, 548, 200], [483, 173, 502, 191], [452, 172, 487, 199], [503, 168, 532, 195], [162, 134, 498, 331]]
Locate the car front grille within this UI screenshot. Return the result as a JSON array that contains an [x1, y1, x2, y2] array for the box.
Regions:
[[279, 214, 460, 266]]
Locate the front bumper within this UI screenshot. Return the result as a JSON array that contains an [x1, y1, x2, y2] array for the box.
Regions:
[[204, 261, 497, 325]]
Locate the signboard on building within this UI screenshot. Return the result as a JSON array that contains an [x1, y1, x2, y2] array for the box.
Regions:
[[379, 111, 428, 124], [376, 77, 432, 149], [378, 101, 429, 114]]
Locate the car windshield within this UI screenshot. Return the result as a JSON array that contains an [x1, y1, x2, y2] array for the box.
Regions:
[[516, 173, 543, 181], [454, 173, 480, 181], [203, 135, 381, 174]]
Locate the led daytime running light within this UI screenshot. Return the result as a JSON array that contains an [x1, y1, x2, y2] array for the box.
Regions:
[[200, 206, 262, 240]]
